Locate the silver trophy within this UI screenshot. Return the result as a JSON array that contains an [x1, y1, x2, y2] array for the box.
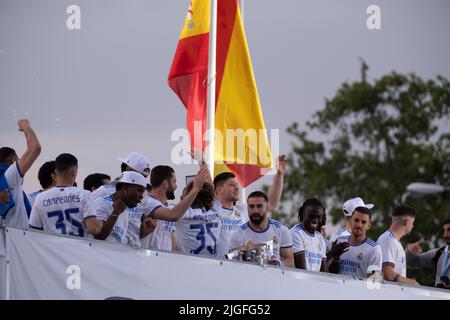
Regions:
[[226, 240, 274, 266]]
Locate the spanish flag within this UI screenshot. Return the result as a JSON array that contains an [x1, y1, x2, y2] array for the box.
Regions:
[[168, 0, 272, 187]]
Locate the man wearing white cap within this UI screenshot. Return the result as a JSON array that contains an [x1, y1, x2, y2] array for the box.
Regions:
[[330, 197, 374, 242], [94, 171, 154, 246], [92, 151, 151, 199]]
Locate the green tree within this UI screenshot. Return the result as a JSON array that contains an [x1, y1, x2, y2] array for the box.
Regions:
[[273, 61, 450, 285]]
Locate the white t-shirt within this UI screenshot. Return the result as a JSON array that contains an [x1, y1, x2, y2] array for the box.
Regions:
[[3, 162, 29, 229], [217, 203, 249, 258], [141, 196, 175, 251], [29, 186, 97, 237], [175, 200, 222, 257], [377, 230, 407, 277], [95, 195, 143, 247], [330, 227, 351, 242], [230, 219, 293, 265], [290, 224, 326, 272], [337, 236, 382, 279]]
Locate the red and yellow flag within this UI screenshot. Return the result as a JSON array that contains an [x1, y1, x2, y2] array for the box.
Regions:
[[168, 0, 272, 187]]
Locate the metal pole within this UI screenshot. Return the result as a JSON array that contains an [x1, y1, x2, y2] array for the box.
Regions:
[[206, 0, 217, 178]]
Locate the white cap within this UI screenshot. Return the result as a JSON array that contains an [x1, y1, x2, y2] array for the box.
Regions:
[[342, 197, 374, 217], [117, 152, 150, 177], [116, 171, 148, 188]]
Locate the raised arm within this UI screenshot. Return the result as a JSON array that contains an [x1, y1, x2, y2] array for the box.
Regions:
[[16, 119, 41, 176], [267, 155, 287, 211], [151, 166, 210, 222]]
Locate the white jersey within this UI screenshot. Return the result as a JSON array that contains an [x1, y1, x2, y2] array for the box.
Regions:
[[175, 200, 222, 257], [336, 236, 382, 279], [29, 186, 96, 237], [217, 203, 249, 258], [330, 227, 351, 242], [377, 230, 407, 277], [290, 224, 326, 272], [141, 195, 175, 251], [230, 219, 293, 265], [94, 195, 143, 247], [3, 162, 29, 229], [28, 190, 42, 207], [91, 183, 116, 199]]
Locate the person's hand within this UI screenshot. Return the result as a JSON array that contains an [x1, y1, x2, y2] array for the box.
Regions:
[[411, 279, 421, 286], [17, 119, 31, 132], [112, 199, 127, 215], [192, 166, 209, 190], [0, 189, 11, 205], [328, 240, 349, 260], [277, 154, 288, 175], [406, 240, 423, 255], [142, 216, 157, 234]]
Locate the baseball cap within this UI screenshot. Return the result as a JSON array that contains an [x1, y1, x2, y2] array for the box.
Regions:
[[342, 197, 374, 217], [117, 152, 150, 177], [116, 171, 148, 188]]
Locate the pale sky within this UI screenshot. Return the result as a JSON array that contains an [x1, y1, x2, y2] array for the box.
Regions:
[[1, 0, 449, 203]]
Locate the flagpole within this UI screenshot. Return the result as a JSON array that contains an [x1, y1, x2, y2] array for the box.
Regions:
[[239, 0, 244, 22], [206, 0, 217, 178], [238, 0, 246, 204]]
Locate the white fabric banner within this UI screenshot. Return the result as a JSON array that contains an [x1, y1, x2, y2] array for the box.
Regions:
[[2, 227, 450, 300]]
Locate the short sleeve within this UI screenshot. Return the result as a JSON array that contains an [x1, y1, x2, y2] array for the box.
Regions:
[[368, 245, 383, 271], [142, 197, 163, 218], [280, 226, 293, 248], [29, 204, 43, 229], [5, 162, 23, 188], [290, 228, 305, 253], [94, 197, 111, 222], [379, 238, 397, 266], [82, 191, 97, 220]]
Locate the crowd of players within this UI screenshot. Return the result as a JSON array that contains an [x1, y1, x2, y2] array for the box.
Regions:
[[1, 119, 449, 290]]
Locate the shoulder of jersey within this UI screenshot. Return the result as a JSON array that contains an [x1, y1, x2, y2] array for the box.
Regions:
[[292, 224, 304, 232], [338, 235, 350, 242], [365, 238, 379, 247], [103, 194, 114, 202], [269, 219, 282, 228], [240, 222, 249, 230], [29, 190, 41, 197]]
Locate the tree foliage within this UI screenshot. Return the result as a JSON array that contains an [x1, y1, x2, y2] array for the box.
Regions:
[[274, 61, 450, 268]]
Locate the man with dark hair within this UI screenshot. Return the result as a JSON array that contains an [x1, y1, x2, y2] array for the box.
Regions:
[[140, 165, 179, 251], [0, 119, 41, 228], [29, 153, 103, 237], [229, 191, 294, 267], [406, 217, 450, 289], [377, 205, 419, 285], [141, 165, 211, 252], [83, 173, 111, 192], [290, 198, 328, 272], [28, 161, 56, 206], [329, 206, 382, 279], [214, 155, 288, 258]]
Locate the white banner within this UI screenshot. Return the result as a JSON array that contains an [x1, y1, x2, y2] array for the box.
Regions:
[[2, 227, 450, 300]]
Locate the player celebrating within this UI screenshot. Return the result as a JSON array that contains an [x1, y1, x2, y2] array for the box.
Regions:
[[230, 191, 294, 267], [29, 153, 102, 237]]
